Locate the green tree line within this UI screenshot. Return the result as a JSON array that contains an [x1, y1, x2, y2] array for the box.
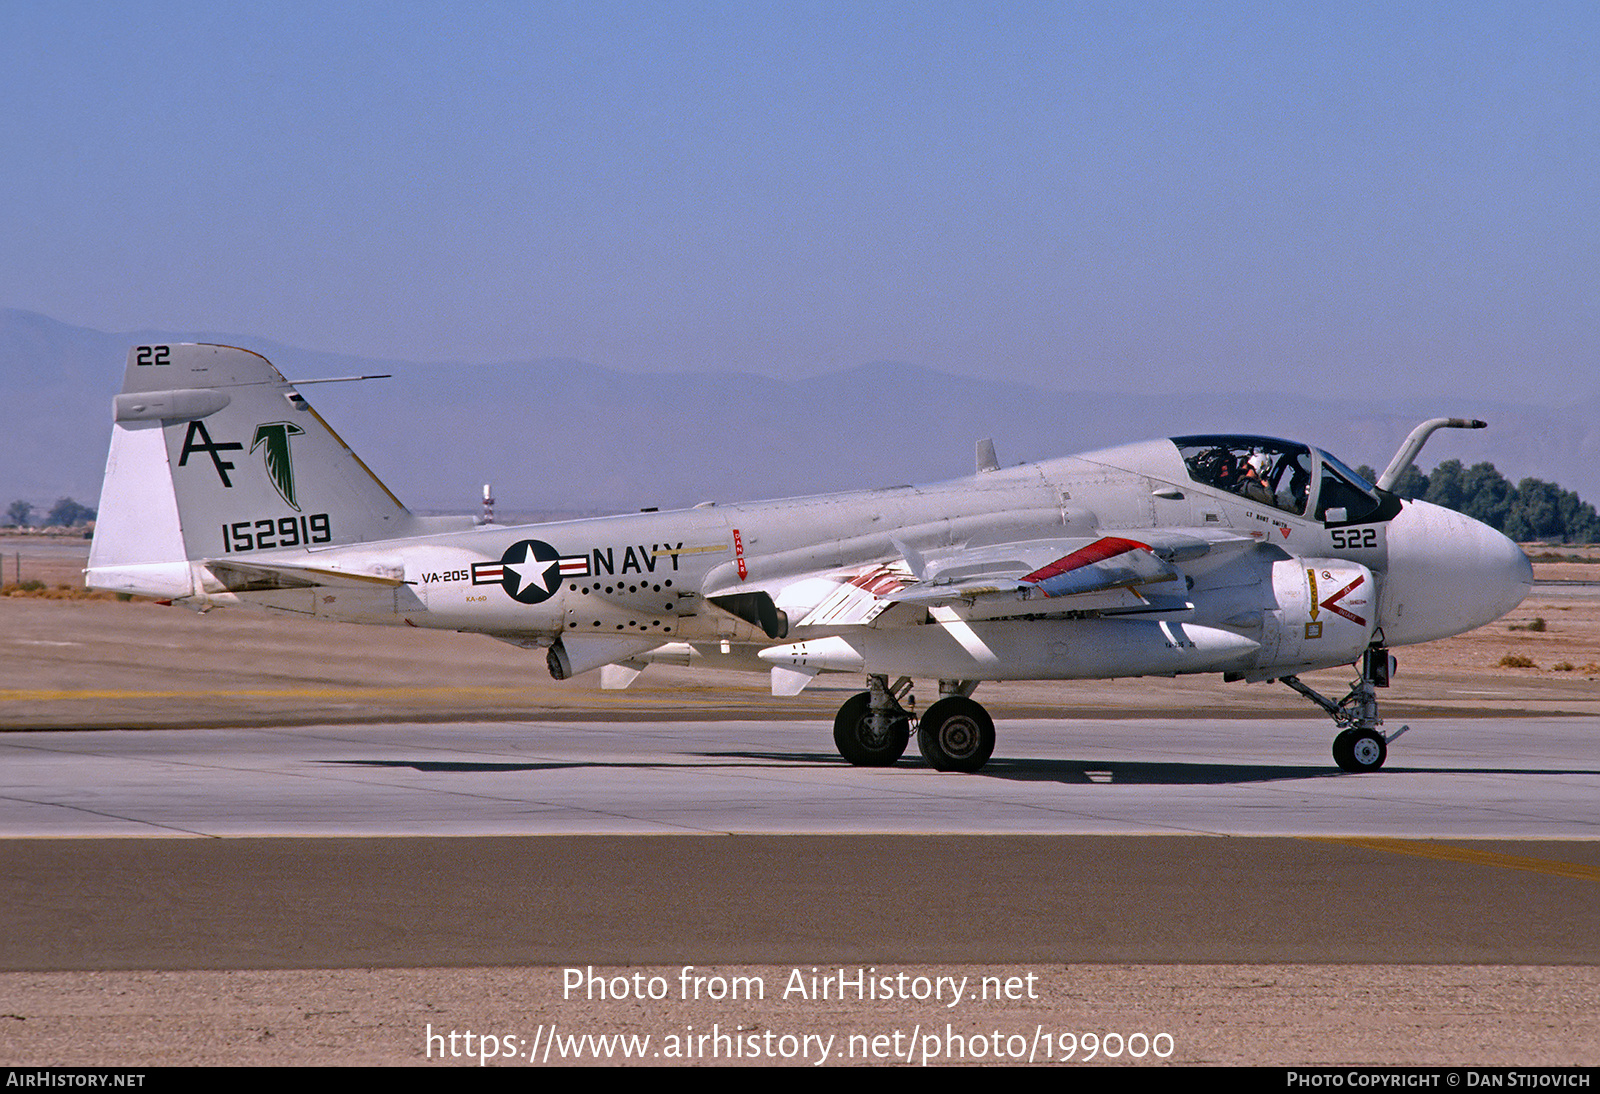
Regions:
[[1355, 460, 1600, 543], [4, 497, 96, 528]]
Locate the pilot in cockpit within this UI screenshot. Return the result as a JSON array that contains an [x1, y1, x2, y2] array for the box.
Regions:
[[1241, 453, 1275, 505]]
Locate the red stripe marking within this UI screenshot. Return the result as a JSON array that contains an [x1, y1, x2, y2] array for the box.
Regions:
[[1022, 536, 1153, 584]]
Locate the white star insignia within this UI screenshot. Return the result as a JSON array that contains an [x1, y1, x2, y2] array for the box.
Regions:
[[502, 543, 557, 597]]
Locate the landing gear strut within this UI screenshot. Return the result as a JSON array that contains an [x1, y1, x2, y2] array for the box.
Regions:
[[832, 678, 997, 772], [832, 674, 912, 766], [1280, 647, 1405, 773]]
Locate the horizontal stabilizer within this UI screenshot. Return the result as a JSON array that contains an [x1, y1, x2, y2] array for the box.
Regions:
[[198, 557, 406, 594]]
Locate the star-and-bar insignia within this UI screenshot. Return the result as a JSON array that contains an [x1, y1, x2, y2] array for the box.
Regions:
[[472, 541, 590, 603]]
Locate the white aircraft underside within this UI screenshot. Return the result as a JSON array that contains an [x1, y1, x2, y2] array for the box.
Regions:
[[89, 344, 1532, 774]]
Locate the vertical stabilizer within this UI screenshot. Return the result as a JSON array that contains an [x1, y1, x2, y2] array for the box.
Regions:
[[89, 343, 410, 595]]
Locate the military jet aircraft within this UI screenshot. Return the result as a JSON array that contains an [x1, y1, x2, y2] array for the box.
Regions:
[[89, 343, 1533, 773]]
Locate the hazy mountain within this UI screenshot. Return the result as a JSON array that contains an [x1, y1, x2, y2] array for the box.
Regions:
[[4, 307, 1596, 518]]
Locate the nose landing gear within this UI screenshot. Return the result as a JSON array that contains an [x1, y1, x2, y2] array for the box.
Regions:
[[1331, 726, 1388, 772], [1281, 646, 1407, 772]]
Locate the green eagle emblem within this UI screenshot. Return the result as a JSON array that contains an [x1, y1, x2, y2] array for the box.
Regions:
[[251, 421, 306, 511]]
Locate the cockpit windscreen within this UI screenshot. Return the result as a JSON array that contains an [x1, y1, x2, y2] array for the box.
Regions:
[[1173, 435, 1312, 516], [1315, 453, 1381, 523]]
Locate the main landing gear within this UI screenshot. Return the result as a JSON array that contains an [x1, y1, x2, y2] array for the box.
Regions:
[[1280, 646, 1406, 773], [834, 676, 996, 772], [832, 675, 911, 766]]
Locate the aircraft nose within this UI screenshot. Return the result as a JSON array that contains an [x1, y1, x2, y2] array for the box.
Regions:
[[1380, 499, 1534, 646]]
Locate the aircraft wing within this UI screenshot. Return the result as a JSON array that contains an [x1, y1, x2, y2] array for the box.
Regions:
[[886, 534, 1173, 606], [707, 529, 1256, 634], [892, 529, 1262, 607]]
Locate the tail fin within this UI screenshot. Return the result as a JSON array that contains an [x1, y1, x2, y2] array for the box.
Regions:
[[89, 343, 412, 596]]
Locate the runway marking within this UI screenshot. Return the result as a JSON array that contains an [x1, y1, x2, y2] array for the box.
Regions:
[[1309, 836, 1600, 883]]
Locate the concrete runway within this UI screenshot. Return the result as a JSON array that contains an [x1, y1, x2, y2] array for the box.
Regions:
[[2, 715, 1595, 969], [1, 715, 1594, 838]]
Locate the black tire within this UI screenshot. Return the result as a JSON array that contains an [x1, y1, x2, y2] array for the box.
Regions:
[[1332, 728, 1387, 773], [832, 692, 910, 766], [917, 696, 995, 773]]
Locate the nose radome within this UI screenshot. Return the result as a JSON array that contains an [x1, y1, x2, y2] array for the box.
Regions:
[[1379, 500, 1533, 646]]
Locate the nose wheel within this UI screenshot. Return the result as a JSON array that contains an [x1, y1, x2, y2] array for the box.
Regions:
[[1331, 727, 1387, 773], [1282, 647, 1404, 773]]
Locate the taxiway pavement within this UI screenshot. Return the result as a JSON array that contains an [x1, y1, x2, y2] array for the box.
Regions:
[[1, 715, 1595, 972], [1, 715, 1593, 838]]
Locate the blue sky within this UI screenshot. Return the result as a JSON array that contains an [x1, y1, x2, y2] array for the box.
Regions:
[[2, 1, 1595, 400]]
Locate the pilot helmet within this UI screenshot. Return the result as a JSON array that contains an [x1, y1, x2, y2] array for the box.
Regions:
[[1249, 454, 1271, 475]]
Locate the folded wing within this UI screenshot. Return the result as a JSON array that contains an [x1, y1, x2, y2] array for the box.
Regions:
[[707, 529, 1257, 633]]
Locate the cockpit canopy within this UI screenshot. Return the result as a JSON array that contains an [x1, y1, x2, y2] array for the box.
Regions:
[[1172, 435, 1383, 525]]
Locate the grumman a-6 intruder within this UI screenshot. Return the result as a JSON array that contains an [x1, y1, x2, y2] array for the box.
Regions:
[[90, 344, 1533, 773]]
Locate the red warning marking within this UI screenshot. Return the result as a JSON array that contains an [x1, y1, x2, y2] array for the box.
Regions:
[[1320, 574, 1367, 626], [1022, 536, 1153, 584], [733, 528, 747, 580]]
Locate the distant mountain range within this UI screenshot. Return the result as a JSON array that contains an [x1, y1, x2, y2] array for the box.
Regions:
[[5, 307, 1598, 517]]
